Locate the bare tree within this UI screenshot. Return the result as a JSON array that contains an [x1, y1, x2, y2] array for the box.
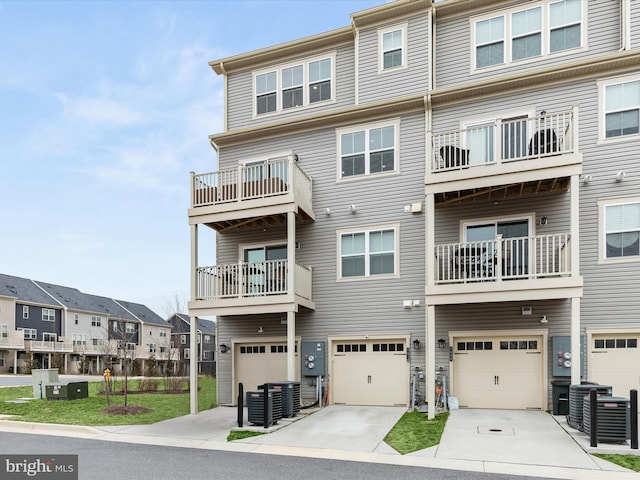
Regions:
[[162, 294, 186, 319], [101, 316, 139, 406]]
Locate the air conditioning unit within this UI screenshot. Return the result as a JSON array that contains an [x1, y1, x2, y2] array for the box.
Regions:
[[261, 382, 300, 418], [246, 389, 283, 426], [568, 383, 612, 431], [583, 396, 630, 442]]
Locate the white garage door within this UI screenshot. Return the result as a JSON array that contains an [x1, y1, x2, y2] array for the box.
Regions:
[[331, 338, 409, 406], [234, 340, 299, 395], [452, 334, 544, 409], [589, 333, 640, 397]]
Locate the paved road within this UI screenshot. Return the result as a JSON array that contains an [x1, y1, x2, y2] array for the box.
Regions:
[[0, 374, 103, 388], [0, 432, 559, 480]]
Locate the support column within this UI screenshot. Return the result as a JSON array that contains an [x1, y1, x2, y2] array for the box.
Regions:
[[287, 311, 296, 381], [189, 223, 199, 415], [569, 174, 581, 385], [570, 297, 581, 385], [13, 351, 17, 374], [426, 304, 436, 419], [287, 210, 296, 382]]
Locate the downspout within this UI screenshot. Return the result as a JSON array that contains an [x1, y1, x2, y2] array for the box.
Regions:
[[620, 0, 631, 51], [352, 18, 360, 105], [220, 61, 228, 132]]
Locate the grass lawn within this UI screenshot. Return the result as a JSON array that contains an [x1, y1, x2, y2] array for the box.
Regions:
[[0, 376, 217, 426], [595, 454, 640, 472], [227, 430, 266, 441], [384, 410, 449, 454]]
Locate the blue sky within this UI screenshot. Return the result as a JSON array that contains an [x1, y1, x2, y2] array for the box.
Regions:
[[0, 0, 384, 317]]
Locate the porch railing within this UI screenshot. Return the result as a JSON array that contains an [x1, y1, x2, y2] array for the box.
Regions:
[[191, 155, 312, 208], [432, 110, 575, 172], [435, 233, 571, 284], [27, 340, 74, 352], [195, 259, 312, 301]]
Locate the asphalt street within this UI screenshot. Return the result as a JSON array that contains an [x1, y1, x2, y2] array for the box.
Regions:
[[0, 432, 562, 480]]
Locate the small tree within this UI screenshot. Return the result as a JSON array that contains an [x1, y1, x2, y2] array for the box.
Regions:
[[101, 316, 138, 407], [51, 352, 65, 374], [23, 349, 37, 374]]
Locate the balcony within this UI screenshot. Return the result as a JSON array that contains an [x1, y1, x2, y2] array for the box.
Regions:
[[189, 155, 314, 231], [0, 331, 24, 349], [427, 109, 581, 203], [72, 343, 105, 354], [429, 233, 583, 304], [190, 259, 315, 315], [27, 338, 73, 353]]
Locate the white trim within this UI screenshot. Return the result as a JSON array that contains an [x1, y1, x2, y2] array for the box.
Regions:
[[460, 212, 536, 240], [378, 22, 408, 74], [336, 223, 400, 281], [597, 72, 640, 144], [597, 195, 640, 264]]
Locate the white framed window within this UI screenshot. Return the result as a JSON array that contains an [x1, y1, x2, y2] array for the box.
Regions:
[[337, 120, 399, 180], [160, 329, 167, 338], [599, 197, 640, 262], [72, 334, 86, 346], [149, 343, 157, 354], [184, 348, 190, 360], [472, 0, 583, 70], [338, 224, 399, 280], [42, 308, 55, 322], [204, 335, 211, 344], [160, 346, 166, 354], [43, 332, 56, 342], [180, 334, 187, 345], [19, 328, 37, 340], [92, 338, 103, 346], [91, 316, 102, 327], [1, 325, 8, 338], [599, 75, 640, 141], [253, 53, 335, 116], [112, 321, 119, 332], [203, 351, 210, 360], [379, 23, 407, 71], [22, 306, 29, 319], [125, 322, 135, 334], [74, 314, 79, 325], [126, 342, 136, 351]]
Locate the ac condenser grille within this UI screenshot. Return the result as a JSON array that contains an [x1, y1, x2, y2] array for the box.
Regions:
[[583, 396, 630, 442], [568, 384, 612, 431], [246, 389, 283, 426]]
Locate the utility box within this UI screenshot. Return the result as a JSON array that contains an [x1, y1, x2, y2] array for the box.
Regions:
[[301, 341, 326, 376], [46, 381, 88, 401], [551, 336, 585, 377], [32, 368, 59, 399], [259, 382, 300, 418]]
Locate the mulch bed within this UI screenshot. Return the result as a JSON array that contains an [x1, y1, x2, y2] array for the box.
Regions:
[[101, 404, 152, 415]]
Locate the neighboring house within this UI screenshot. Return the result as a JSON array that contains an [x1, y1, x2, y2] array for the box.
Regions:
[[188, 0, 640, 417], [168, 313, 216, 375], [0, 273, 174, 375]]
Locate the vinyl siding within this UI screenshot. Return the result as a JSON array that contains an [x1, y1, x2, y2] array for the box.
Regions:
[[435, 0, 621, 88], [215, 112, 426, 403], [357, 13, 430, 104], [632, 0, 640, 49], [225, 43, 356, 131]]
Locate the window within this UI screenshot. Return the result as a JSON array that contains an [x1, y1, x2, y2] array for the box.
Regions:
[[125, 323, 135, 334], [112, 321, 119, 332], [338, 121, 398, 179], [42, 308, 55, 322], [126, 343, 136, 351], [180, 334, 187, 345], [204, 335, 211, 344], [72, 334, 86, 346], [339, 226, 398, 279], [603, 200, 640, 259], [254, 53, 334, 116], [1, 325, 7, 338], [203, 351, 210, 360], [19, 328, 37, 340], [160, 329, 167, 338], [91, 316, 102, 327], [92, 338, 103, 346], [149, 344, 157, 354], [473, 0, 582, 70], [74, 314, 79, 325], [602, 77, 640, 139], [379, 24, 407, 71], [160, 346, 167, 354], [595, 338, 638, 349], [43, 332, 56, 342], [184, 348, 190, 360], [22, 306, 29, 319]]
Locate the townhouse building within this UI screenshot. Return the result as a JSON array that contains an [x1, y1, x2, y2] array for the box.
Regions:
[[168, 313, 216, 375], [0, 274, 174, 375], [189, 0, 640, 417]]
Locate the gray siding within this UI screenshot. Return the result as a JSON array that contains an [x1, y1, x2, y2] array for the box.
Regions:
[[216, 112, 426, 403], [436, 0, 621, 88], [357, 13, 430, 104], [632, 0, 640, 49], [226, 44, 356, 131]]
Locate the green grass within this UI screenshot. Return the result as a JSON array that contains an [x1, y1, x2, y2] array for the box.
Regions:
[[227, 430, 266, 441], [384, 410, 449, 454], [595, 454, 640, 472], [0, 376, 217, 426]]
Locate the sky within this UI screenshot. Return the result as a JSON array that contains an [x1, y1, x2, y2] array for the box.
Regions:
[[0, 0, 385, 318]]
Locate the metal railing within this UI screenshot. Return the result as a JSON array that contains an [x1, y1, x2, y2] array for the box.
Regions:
[[26, 340, 74, 352], [432, 110, 575, 172], [191, 155, 312, 208], [435, 233, 571, 284], [195, 259, 312, 301]]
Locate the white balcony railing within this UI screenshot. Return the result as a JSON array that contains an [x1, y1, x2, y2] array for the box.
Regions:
[[0, 330, 25, 348], [435, 233, 571, 284], [432, 110, 575, 172], [27, 339, 74, 352], [191, 155, 312, 208], [195, 259, 312, 301]]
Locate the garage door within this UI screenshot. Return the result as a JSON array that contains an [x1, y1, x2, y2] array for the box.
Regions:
[[589, 333, 640, 397], [452, 334, 544, 409], [331, 338, 409, 406], [234, 340, 299, 394]]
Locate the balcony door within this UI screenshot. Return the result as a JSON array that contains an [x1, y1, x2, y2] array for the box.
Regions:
[[243, 244, 287, 295], [465, 219, 530, 278], [464, 115, 529, 165]]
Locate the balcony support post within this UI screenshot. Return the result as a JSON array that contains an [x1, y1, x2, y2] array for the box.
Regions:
[[286, 210, 296, 381], [426, 304, 436, 420], [189, 315, 199, 415], [495, 234, 503, 281]]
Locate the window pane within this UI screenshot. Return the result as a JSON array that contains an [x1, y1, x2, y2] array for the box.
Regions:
[[607, 232, 640, 257], [512, 33, 541, 60], [370, 252, 394, 274], [383, 50, 402, 69], [476, 42, 504, 68], [383, 30, 402, 50], [512, 7, 541, 36], [607, 203, 640, 231], [342, 256, 365, 277], [282, 65, 303, 89], [370, 150, 394, 173], [550, 0, 581, 28], [282, 87, 303, 109], [309, 58, 331, 82], [341, 233, 365, 255], [605, 81, 640, 112], [550, 24, 580, 53], [370, 125, 394, 150], [476, 17, 504, 44], [257, 93, 276, 114], [341, 131, 365, 155], [341, 154, 365, 177], [256, 71, 276, 95], [309, 80, 330, 103]]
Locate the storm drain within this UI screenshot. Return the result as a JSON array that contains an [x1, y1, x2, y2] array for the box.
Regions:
[[477, 426, 515, 435]]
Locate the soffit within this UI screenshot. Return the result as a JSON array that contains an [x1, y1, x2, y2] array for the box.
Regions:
[[210, 94, 426, 148], [209, 27, 353, 75], [351, 0, 431, 28], [435, 0, 512, 19]]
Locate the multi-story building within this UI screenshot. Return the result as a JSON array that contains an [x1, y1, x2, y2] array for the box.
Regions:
[[168, 313, 216, 375], [189, 0, 640, 417]]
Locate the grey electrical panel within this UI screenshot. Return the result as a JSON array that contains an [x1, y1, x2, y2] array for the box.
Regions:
[[552, 335, 585, 377], [301, 341, 326, 376]]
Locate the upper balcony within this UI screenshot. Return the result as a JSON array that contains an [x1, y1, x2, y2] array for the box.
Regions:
[[427, 109, 582, 202], [27, 337, 73, 353], [188, 155, 314, 232], [189, 258, 315, 316], [0, 330, 24, 349], [428, 233, 583, 304]]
